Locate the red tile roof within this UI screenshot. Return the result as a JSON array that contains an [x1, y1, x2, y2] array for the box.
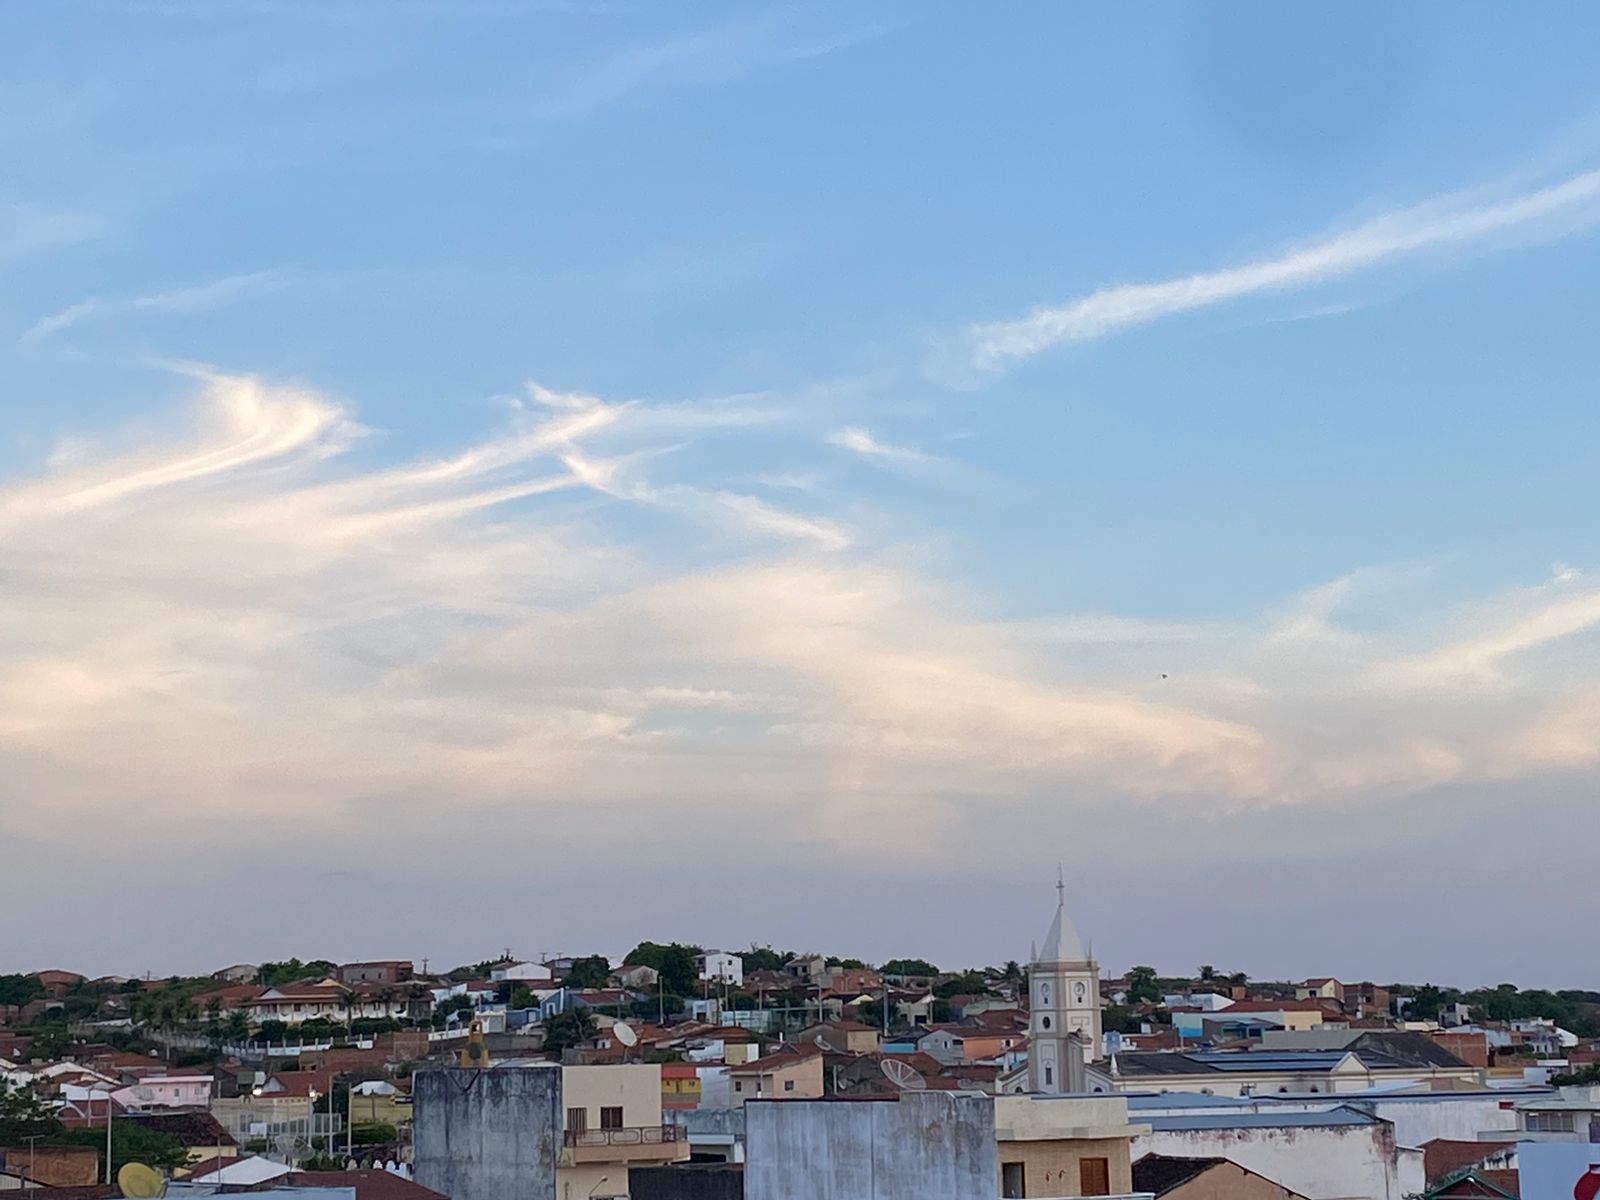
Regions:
[[1423, 1139, 1516, 1185]]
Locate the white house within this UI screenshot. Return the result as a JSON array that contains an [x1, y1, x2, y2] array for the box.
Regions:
[[110, 1075, 214, 1110], [491, 961, 554, 984], [1164, 992, 1234, 1012], [697, 951, 744, 987]]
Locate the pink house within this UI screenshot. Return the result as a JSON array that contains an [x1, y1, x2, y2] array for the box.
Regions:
[[110, 1074, 214, 1110]]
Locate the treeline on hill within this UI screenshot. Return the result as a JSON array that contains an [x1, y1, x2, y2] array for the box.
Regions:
[[1402, 982, 1600, 1038]]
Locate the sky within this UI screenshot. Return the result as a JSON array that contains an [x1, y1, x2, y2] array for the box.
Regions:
[[3, 1, 1600, 987]]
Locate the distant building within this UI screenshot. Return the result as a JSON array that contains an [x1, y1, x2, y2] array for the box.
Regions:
[[109, 1074, 214, 1111], [1296, 978, 1342, 1002], [338, 961, 414, 986], [728, 1050, 825, 1104], [560, 1063, 690, 1200], [492, 961, 555, 984], [697, 952, 744, 988]]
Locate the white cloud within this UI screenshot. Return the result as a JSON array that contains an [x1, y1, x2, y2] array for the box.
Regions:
[[3, 370, 1599, 903], [21, 268, 292, 344], [969, 163, 1600, 368], [828, 426, 938, 468]]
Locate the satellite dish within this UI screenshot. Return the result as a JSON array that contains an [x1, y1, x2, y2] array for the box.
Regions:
[[118, 1162, 166, 1198], [880, 1059, 927, 1091], [613, 1021, 638, 1047]]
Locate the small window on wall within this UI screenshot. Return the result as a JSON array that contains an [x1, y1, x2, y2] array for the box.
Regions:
[[784, 1080, 795, 1092], [566, 1107, 587, 1133], [600, 1106, 623, 1130], [1001, 1162, 1026, 1199], [1043, 1065, 1053, 1088]]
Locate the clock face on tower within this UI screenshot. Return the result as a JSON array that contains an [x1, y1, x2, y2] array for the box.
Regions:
[[1073, 981, 1087, 1004]]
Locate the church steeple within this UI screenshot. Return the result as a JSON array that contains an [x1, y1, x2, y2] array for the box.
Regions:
[[1027, 876, 1102, 1092], [1038, 871, 1088, 965]]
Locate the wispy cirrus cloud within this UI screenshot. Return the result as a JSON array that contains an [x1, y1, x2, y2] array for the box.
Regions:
[[5, 368, 1600, 881], [525, 9, 898, 120], [969, 162, 1600, 369], [828, 425, 937, 468], [21, 268, 292, 344], [1, 201, 108, 263]]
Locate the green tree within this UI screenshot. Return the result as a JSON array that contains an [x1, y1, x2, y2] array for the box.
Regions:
[[1102, 1005, 1144, 1034], [741, 946, 790, 973], [566, 956, 612, 990], [0, 975, 45, 1007], [1403, 983, 1451, 1022], [1124, 966, 1160, 1005], [881, 958, 939, 978], [623, 943, 701, 996], [935, 970, 991, 999], [61, 1121, 187, 1175], [543, 1009, 598, 1054], [1198, 965, 1217, 982], [1002, 961, 1024, 985]]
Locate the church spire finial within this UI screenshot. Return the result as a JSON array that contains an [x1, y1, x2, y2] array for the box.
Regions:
[[1055, 863, 1065, 906]]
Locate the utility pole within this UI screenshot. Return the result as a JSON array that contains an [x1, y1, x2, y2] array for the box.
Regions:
[[22, 1133, 42, 1192]]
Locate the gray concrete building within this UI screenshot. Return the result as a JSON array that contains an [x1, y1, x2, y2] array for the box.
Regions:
[[744, 1092, 997, 1200], [413, 1065, 562, 1200]]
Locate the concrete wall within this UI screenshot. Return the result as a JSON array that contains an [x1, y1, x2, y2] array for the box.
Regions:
[[413, 1065, 561, 1200], [745, 1093, 997, 1200], [1135, 1122, 1405, 1200], [1517, 1141, 1600, 1200]]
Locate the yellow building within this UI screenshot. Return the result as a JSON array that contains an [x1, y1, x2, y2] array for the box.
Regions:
[[559, 1064, 688, 1200], [994, 1094, 1150, 1199]]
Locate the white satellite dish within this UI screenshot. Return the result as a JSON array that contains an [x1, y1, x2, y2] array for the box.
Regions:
[[613, 1021, 638, 1047], [880, 1059, 927, 1091]]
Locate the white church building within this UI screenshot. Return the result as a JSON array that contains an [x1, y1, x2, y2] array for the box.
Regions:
[[1026, 879, 1104, 1094]]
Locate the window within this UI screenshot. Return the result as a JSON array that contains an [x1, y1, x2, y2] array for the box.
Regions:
[[734, 1082, 743, 1093], [1041, 1016, 1051, 1030], [566, 1107, 587, 1134], [1526, 1112, 1575, 1133], [784, 1079, 795, 1092], [1043, 1065, 1053, 1087], [600, 1106, 623, 1130], [1079, 1157, 1110, 1197], [1001, 1162, 1026, 1198]]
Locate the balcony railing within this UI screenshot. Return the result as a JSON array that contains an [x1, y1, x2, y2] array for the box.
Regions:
[[563, 1126, 683, 1148]]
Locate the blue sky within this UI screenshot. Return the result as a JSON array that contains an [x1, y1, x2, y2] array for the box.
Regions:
[[5, 2, 1600, 984]]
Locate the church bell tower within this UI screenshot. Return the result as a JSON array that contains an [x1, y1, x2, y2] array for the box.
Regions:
[[1028, 875, 1102, 1092]]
